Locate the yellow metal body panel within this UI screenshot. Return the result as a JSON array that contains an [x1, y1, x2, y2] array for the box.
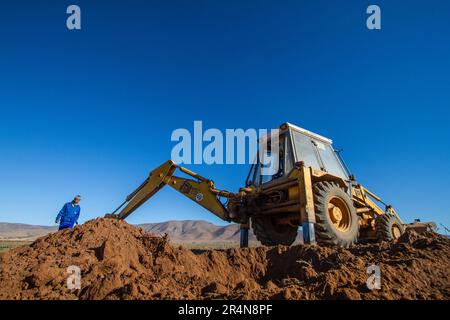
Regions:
[[297, 166, 316, 224], [167, 176, 229, 220]]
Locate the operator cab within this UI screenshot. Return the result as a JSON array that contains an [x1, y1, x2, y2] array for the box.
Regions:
[[246, 122, 348, 187]]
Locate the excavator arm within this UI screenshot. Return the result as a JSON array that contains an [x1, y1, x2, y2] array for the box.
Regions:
[[105, 160, 239, 222]]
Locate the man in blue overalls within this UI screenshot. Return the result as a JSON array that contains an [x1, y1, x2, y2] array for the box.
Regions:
[[55, 195, 81, 230]]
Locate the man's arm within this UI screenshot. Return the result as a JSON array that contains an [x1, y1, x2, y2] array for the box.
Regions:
[[55, 204, 66, 223], [74, 207, 81, 224]]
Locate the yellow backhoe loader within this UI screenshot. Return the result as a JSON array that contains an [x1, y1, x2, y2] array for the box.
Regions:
[[106, 122, 414, 248]]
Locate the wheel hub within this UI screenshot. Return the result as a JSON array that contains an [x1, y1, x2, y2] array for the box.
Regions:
[[392, 224, 402, 239], [328, 197, 351, 232], [330, 206, 343, 222]]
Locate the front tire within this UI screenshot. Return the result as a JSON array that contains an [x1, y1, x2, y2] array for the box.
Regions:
[[376, 214, 405, 241], [251, 216, 298, 246], [313, 181, 359, 248]]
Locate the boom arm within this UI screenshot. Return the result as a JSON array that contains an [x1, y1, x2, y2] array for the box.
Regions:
[[106, 160, 238, 221], [354, 185, 404, 224]]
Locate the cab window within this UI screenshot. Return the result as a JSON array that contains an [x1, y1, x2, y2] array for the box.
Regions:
[[247, 133, 293, 186]]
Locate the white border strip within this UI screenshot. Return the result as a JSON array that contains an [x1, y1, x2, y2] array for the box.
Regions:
[[285, 122, 333, 144]]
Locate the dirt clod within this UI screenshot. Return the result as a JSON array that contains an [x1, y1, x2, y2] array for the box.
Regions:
[[0, 219, 449, 300]]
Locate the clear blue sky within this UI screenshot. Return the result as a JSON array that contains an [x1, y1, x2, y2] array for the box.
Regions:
[[0, 1, 449, 230]]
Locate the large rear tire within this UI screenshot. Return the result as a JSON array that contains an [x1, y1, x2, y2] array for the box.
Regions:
[[376, 214, 405, 241], [313, 181, 359, 248], [251, 216, 298, 246]]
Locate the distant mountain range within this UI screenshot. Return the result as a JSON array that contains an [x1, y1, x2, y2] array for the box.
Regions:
[[139, 220, 257, 242], [0, 220, 259, 243], [0, 223, 57, 241]]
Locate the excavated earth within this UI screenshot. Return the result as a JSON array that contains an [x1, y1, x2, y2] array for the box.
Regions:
[[0, 218, 449, 300]]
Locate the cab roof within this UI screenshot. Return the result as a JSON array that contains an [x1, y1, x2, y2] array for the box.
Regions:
[[281, 122, 333, 144]]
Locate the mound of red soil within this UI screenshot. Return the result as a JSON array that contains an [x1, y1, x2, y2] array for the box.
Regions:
[[0, 218, 449, 300]]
